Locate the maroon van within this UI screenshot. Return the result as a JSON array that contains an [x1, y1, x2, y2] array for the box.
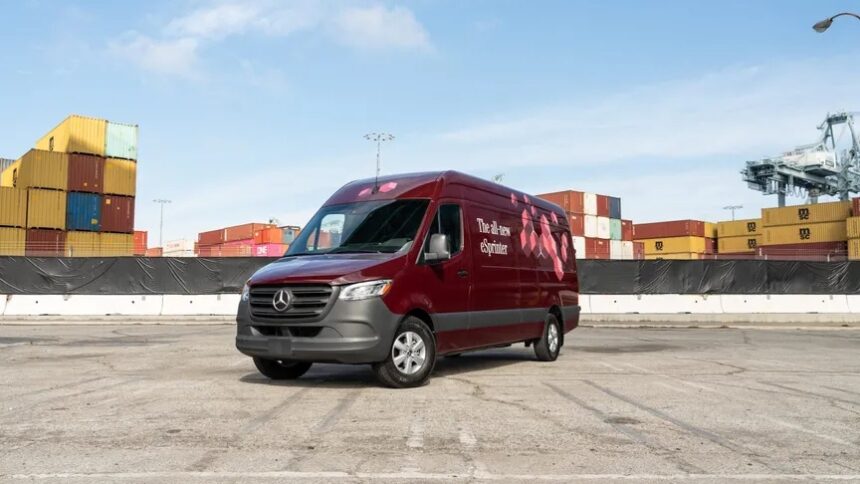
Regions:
[[236, 171, 580, 387]]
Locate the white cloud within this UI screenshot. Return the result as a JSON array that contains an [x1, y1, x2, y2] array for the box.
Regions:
[[329, 5, 432, 51], [165, 3, 263, 39], [108, 33, 200, 77]]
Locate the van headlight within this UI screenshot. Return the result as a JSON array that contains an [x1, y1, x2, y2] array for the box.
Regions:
[[339, 280, 392, 301], [241, 283, 250, 302]]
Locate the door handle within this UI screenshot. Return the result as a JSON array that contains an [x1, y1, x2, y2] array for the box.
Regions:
[[457, 269, 469, 278]]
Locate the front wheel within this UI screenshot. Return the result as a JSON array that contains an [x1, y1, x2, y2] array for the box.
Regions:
[[373, 316, 436, 388], [534, 313, 562, 361], [253, 357, 312, 380]]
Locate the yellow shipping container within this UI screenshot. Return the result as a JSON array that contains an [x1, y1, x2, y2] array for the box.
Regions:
[[717, 218, 761, 237], [704, 222, 717, 238], [1, 160, 20, 187], [718, 235, 760, 253], [762, 221, 846, 245], [644, 252, 701, 260], [0, 227, 26, 256], [104, 158, 137, 196], [847, 217, 860, 239], [66, 231, 100, 257], [0, 187, 27, 227], [636, 236, 707, 254], [762, 201, 851, 227], [35, 115, 107, 156], [100, 233, 133, 256], [849, 239, 860, 261], [11, 150, 69, 191], [26, 188, 66, 230]]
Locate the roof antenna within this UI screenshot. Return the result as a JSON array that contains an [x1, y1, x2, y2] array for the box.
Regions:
[[364, 132, 394, 193]]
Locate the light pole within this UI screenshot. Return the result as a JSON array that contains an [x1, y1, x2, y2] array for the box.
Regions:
[[364, 132, 394, 190], [153, 199, 172, 248], [813, 12, 860, 32], [723, 205, 743, 221]]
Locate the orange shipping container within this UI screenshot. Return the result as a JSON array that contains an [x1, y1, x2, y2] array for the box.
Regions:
[[254, 227, 283, 244], [225, 223, 276, 242], [145, 247, 163, 257], [133, 230, 147, 255], [537, 190, 585, 213]]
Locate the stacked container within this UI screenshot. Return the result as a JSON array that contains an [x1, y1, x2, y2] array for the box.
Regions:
[[633, 220, 717, 260], [0, 187, 27, 255], [537, 190, 636, 259], [758, 201, 849, 260], [716, 218, 761, 256], [163, 239, 196, 257], [198, 223, 281, 257]]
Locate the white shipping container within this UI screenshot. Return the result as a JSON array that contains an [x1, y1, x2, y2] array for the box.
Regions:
[[583, 193, 598, 216], [621, 241, 634, 260], [584, 215, 598, 238], [162, 249, 196, 258], [572, 236, 586, 259], [596, 216, 611, 240], [164, 239, 196, 252], [609, 240, 623, 259]]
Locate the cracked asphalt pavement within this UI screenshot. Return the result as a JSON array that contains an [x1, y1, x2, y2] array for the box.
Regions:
[[1, 325, 859, 483]]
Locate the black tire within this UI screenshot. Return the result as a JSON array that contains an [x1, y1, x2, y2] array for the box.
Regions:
[[534, 313, 562, 362], [253, 357, 312, 380], [373, 316, 436, 388]]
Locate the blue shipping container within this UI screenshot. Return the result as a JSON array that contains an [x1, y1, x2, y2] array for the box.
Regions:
[[66, 192, 101, 231], [609, 196, 622, 219]]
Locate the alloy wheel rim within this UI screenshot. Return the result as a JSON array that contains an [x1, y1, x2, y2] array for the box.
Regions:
[[548, 323, 559, 353], [392, 331, 427, 375]]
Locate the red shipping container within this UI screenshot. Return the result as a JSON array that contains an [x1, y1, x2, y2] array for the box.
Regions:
[[254, 243, 288, 257], [567, 213, 585, 236], [620, 219, 633, 241], [133, 230, 147, 255], [254, 227, 283, 244], [145, 247, 163, 257], [633, 241, 645, 260], [537, 190, 585, 213], [633, 220, 706, 239], [198, 229, 226, 246], [225, 223, 277, 243], [853, 197, 860, 216], [101, 195, 134, 233], [197, 245, 217, 257], [757, 241, 847, 260], [26, 229, 66, 256], [705, 238, 716, 254], [222, 238, 253, 256], [596, 195, 610, 217], [68, 153, 105, 193], [585, 237, 610, 259]]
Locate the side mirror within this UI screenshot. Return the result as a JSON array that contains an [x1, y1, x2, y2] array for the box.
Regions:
[[424, 233, 451, 262]]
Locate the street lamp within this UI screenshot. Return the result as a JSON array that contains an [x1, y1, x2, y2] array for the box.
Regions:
[[153, 199, 172, 248], [813, 12, 860, 33], [723, 205, 743, 221], [364, 132, 394, 191]]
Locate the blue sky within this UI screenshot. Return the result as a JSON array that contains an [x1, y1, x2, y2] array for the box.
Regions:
[[1, 0, 859, 243]]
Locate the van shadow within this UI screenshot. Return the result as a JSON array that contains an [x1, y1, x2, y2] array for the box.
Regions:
[[238, 346, 536, 389]]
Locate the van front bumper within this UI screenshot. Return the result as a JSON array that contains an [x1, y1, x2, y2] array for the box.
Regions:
[[235, 296, 401, 364]]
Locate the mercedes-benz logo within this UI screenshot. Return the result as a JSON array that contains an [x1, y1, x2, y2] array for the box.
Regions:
[[272, 288, 293, 312]]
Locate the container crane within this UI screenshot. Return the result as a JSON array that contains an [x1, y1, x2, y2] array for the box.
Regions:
[[742, 112, 860, 206]]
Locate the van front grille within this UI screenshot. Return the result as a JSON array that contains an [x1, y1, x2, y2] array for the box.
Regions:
[[249, 284, 334, 322]]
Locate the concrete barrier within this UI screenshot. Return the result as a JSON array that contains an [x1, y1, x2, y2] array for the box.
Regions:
[[161, 294, 241, 316], [588, 294, 723, 314]]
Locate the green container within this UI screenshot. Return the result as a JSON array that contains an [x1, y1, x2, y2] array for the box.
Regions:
[[105, 122, 138, 160], [610, 218, 622, 240]]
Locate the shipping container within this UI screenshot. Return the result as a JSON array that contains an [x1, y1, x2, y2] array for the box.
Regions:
[[100, 233, 134, 256], [104, 158, 137, 196], [718, 235, 760, 253], [645, 252, 701, 260], [164, 239, 195, 253], [620, 219, 633, 241], [0, 159, 19, 187], [101, 195, 134, 233], [757, 242, 847, 261], [705, 238, 716, 254], [850, 239, 860, 261], [145, 247, 163, 257], [35, 115, 107, 156], [633, 241, 645, 260], [633, 220, 707, 239], [133, 230, 147, 255], [13, 150, 69, 191], [66, 231, 100, 257], [67, 153, 105, 193], [583, 215, 597, 238], [0, 227, 25, 255], [0, 158, 13, 173], [762, 200, 851, 227], [105, 121, 139, 160], [198, 228, 226, 246], [583, 193, 597, 216], [585, 237, 610, 259], [847, 216, 860, 239], [254, 227, 284, 245], [66, 192, 101, 231], [609, 239, 623, 259], [705, 222, 717, 238], [609, 218, 622, 240], [717, 218, 761, 238], [621, 240, 634, 260], [608, 196, 621, 219], [27, 188, 65, 230], [0, 187, 27, 227], [225, 223, 277, 242], [637, 236, 708, 254], [762, 221, 846, 245], [568, 213, 585, 236], [254, 243, 288, 257], [25, 229, 66, 256], [596, 216, 610, 240], [853, 197, 860, 217], [536, 190, 584, 213], [572, 236, 586, 259], [596, 195, 610, 217], [281, 226, 301, 244]]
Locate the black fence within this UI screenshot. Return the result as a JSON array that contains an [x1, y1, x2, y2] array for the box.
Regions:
[[0, 257, 858, 295]]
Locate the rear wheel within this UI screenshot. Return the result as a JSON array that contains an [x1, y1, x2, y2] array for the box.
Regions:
[[373, 316, 436, 388], [534, 313, 562, 361], [253, 357, 312, 380]]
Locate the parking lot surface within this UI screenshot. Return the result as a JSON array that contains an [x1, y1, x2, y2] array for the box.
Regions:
[[1, 324, 859, 483]]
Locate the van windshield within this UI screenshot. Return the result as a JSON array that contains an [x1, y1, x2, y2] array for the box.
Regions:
[[285, 199, 430, 256]]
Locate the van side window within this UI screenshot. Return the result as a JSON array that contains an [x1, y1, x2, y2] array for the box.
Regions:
[[423, 204, 462, 257]]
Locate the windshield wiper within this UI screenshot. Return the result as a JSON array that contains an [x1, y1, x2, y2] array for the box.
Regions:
[[328, 247, 384, 254]]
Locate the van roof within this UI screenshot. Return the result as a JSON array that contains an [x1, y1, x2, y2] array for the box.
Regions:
[[324, 170, 565, 215]]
